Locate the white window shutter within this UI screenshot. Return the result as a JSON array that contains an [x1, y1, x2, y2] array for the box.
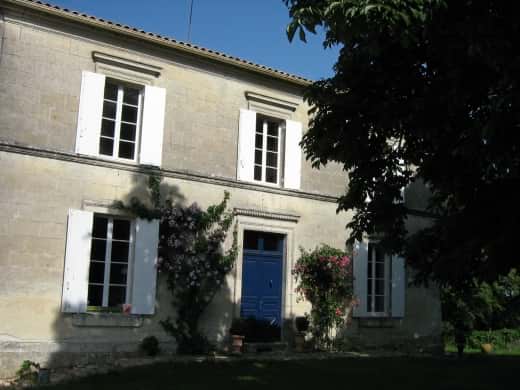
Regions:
[[353, 241, 369, 317], [391, 256, 406, 317], [237, 109, 256, 182], [140, 85, 166, 167], [284, 120, 303, 190], [61, 209, 93, 313], [131, 218, 160, 315], [75, 71, 105, 156]]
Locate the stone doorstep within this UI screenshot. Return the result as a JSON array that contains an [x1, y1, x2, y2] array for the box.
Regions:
[[243, 342, 288, 354]]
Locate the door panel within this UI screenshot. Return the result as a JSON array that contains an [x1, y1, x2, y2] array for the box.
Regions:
[[240, 232, 284, 328]]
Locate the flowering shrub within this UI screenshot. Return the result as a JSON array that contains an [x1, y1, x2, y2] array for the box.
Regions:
[[293, 245, 354, 349], [158, 192, 237, 353], [115, 176, 237, 354]]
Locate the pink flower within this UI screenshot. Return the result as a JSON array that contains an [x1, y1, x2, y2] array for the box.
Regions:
[[122, 304, 132, 315], [335, 308, 343, 317], [340, 256, 351, 267]]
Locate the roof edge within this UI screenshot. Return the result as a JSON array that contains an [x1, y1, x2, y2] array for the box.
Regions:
[[1, 0, 313, 87]]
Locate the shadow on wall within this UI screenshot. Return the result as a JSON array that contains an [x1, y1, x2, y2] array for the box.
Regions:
[[40, 172, 236, 374]]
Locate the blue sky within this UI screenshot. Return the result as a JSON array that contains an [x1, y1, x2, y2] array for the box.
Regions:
[[46, 0, 339, 80]]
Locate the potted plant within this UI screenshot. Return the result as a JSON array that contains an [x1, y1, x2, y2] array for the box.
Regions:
[[481, 330, 493, 354], [294, 316, 309, 352], [229, 318, 246, 354]]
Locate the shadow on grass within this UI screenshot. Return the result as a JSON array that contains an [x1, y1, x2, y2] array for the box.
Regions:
[[44, 355, 519, 390]]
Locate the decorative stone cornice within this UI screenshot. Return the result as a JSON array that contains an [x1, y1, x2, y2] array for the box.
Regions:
[[0, 141, 339, 203], [234, 208, 300, 223], [92, 51, 162, 78], [245, 91, 300, 119]]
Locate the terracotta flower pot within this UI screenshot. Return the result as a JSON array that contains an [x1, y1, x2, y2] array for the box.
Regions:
[[481, 343, 493, 354], [231, 335, 245, 354]]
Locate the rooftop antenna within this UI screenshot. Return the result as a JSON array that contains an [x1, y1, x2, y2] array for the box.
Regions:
[[187, 0, 195, 42]]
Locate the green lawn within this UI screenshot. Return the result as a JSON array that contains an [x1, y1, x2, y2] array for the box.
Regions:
[[44, 356, 517, 390], [444, 344, 520, 356]]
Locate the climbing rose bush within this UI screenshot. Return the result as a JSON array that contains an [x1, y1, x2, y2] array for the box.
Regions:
[[293, 245, 354, 349]]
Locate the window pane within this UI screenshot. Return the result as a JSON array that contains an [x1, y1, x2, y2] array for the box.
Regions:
[[367, 261, 373, 278], [267, 121, 279, 136], [123, 87, 139, 105], [263, 233, 283, 251], [244, 231, 260, 250], [88, 261, 105, 284], [254, 149, 262, 165], [102, 100, 116, 119], [375, 262, 385, 278], [101, 119, 115, 137], [367, 293, 373, 311], [112, 219, 131, 241], [375, 296, 385, 312], [266, 167, 277, 183], [118, 141, 135, 160], [375, 279, 385, 295], [104, 82, 118, 101], [367, 279, 372, 294], [111, 241, 129, 262], [121, 104, 138, 123], [88, 284, 103, 307], [120, 122, 136, 141], [375, 245, 385, 262], [266, 152, 278, 167], [267, 136, 278, 151], [110, 263, 128, 285], [255, 134, 263, 149], [99, 137, 114, 156], [108, 286, 126, 307], [90, 239, 106, 261], [92, 216, 108, 238], [254, 165, 262, 181], [256, 118, 264, 133]]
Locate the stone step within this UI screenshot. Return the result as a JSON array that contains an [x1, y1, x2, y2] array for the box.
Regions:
[[243, 342, 288, 354]]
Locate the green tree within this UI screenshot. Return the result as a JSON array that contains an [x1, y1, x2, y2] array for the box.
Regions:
[[284, 0, 520, 288]]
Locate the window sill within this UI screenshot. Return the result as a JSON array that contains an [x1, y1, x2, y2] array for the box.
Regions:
[[71, 312, 143, 328]]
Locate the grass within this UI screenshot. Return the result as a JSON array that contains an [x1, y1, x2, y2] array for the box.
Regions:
[[445, 343, 520, 356], [43, 355, 518, 390]]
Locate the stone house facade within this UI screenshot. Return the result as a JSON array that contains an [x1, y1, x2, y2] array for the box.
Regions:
[[0, 0, 442, 377]]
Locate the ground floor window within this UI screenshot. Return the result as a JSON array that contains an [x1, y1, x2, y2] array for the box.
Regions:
[[87, 215, 133, 310], [367, 243, 391, 314]]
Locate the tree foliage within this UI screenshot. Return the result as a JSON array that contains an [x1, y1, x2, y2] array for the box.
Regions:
[[284, 0, 520, 288]]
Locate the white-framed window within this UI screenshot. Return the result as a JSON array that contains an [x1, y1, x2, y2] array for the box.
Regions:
[[61, 209, 160, 315], [237, 109, 302, 190], [353, 240, 406, 318], [367, 243, 391, 314], [87, 215, 134, 311], [99, 81, 142, 161], [75, 71, 166, 167], [254, 115, 283, 185]]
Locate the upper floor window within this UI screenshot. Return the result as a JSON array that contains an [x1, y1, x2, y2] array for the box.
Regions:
[[100, 81, 142, 161], [237, 109, 302, 190], [75, 71, 166, 167], [254, 116, 283, 185]]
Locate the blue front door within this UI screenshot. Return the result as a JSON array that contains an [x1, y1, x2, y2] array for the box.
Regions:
[[240, 231, 284, 327]]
